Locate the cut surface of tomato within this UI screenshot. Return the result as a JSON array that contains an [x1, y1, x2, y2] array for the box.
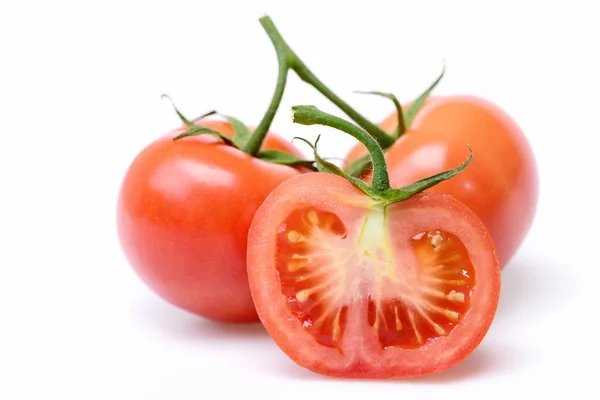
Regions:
[[248, 173, 500, 378]]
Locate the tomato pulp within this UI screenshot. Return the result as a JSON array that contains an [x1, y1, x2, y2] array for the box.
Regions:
[[346, 95, 538, 266], [117, 121, 302, 322], [247, 173, 500, 378]]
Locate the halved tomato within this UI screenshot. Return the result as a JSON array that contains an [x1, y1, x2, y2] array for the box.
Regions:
[[247, 173, 500, 378]]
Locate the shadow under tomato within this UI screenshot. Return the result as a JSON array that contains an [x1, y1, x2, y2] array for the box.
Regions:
[[495, 251, 577, 324], [404, 341, 528, 384], [130, 250, 576, 382], [131, 295, 269, 343], [404, 252, 574, 383], [270, 358, 332, 381], [400, 252, 577, 383]]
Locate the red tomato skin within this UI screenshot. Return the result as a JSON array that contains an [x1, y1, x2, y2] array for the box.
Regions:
[[247, 173, 500, 378], [347, 95, 538, 266], [117, 122, 301, 322]]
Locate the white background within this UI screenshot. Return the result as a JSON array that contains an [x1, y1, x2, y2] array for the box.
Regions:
[[2, 0, 599, 399]]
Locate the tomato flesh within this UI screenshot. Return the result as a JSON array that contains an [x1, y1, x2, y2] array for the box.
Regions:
[[248, 173, 500, 378], [276, 206, 475, 352], [277, 208, 350, 349], [372, 230, 474, 350]]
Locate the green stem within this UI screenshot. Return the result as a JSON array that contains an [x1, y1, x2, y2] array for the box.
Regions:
[[292, 106, 391, 192], [243, 58, 289, 155], [290, 60, 394, 148], [247, 15, 395, 156]]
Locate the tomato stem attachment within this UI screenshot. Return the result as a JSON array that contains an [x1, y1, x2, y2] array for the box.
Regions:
[[292, 105, 474, 204], [292, 106, 391, 192], [243, 15, 395, 156]]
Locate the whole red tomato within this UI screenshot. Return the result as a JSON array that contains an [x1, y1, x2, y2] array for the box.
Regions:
[[117, 120, 303, 322], [346, 95, 538, 266]]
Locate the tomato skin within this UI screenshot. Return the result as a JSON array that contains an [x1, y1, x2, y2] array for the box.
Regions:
[[247, 173, 500, 378], [347, 95, 538, 266], [117, 121, 301, 322]]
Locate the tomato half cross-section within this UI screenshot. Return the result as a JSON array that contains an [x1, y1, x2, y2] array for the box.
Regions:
[[247, 174, 500, 378], [247, 105, 501, 378]]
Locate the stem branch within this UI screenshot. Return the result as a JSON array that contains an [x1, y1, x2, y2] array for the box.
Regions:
[[292, 106, 391, 192], [290, 59, 394, 148], [247, 16, 394, 155]]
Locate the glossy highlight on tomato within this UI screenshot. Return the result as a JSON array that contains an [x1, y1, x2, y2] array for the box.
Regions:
[[346, 95, 538, 266], [117, 120, 303, 322], [247, 173, 500, 378]]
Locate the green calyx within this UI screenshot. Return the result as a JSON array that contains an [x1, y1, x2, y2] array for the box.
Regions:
[[292, 105, 473, 205], [353, 91, 406, 140], [345, 65, 446, 178], [162, 94, 316, 170]]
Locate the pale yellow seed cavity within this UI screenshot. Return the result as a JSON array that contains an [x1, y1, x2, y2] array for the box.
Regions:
[[307, 210, 319, 225], [295, 289, 310, 302], [332, 324, 340, 341], [447, 292, 465, 303], [421, 287, 447, 299], [433, 325, 447, 336], [287, 230, 302, 242], [407, 309, 423, 344], [394, 306, 403, 331], [332, 310, 341, 341], [431, 234, 443, 249], [443, 309, 460, 321], [288, 259, 305, 272]]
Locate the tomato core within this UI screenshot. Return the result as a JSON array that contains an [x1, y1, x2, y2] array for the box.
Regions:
[[275, 206, 475, 352]]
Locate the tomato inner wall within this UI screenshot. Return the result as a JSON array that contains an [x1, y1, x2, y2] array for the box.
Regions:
[[276, 207, 475, 351], [369, 230, 475, 349], [276, 208, 349, 349]]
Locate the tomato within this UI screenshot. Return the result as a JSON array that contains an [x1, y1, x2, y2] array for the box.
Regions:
[[247, 172, 500, 378], [117, 120, 302, 322], [346, 95, 538, 266]]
